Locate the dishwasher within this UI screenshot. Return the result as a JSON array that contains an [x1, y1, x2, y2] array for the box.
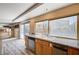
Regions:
[[28, 37, 35, 52]]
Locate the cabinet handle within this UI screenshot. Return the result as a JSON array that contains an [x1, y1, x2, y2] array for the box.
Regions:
[[35, 40, 37, 42], [50, 43, 52, 47]]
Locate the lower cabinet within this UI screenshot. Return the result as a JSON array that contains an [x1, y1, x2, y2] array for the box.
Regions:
[[35, 39, 53, 55], [25, 36, 79, 55], [68, 47, 79, 55]]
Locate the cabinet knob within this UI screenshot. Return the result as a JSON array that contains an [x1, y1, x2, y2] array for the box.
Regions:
[[35, 40, 37, 42], [50, 43, 52, 47]]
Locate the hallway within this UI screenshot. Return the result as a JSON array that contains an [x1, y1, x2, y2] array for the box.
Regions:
[[2, 38, 34, 55]]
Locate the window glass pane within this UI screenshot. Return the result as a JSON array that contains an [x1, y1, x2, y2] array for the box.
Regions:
[[49, 16, 77, 39], [35, 22, 43, 34], [35, 21, 48, 35], [43, 21, 48, 35], [24, 23, 30, 34], [20, 24, 24, 39]]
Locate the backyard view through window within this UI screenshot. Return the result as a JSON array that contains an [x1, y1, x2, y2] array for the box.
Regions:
[[35, 21, 48, 35], [49, 16, 77, 39]]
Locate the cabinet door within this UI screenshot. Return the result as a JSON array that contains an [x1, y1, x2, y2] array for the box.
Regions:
[[35, 39, 43, 55], [35, 39, 53, 55], [68, 47, 79, 55], [42, 43, 53, 55]]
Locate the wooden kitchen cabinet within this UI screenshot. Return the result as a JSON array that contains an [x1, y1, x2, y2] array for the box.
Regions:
[[35, 39, 53, 55], [68, 47, 79, 55], [35, 39, 42, 54]]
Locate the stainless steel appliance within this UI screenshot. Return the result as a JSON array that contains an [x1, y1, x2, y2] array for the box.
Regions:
[[28, 37, 35, 52]]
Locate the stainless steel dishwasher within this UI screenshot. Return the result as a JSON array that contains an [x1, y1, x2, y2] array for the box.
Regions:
[[28, 37, 35, 52]]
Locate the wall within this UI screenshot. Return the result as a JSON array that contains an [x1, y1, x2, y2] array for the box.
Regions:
[[0, 31, 2, 54], [14, 28, 20, 38], [31, 4, 79, 22], [77, 15, 79, 39], [30, 19, 36, 34], [11, 27, 15, 37], [11, 25, 20, 38], [0, 39, 2, 55]]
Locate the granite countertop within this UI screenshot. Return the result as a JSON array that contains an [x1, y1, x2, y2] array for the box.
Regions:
[[25, 33, 79, 49]]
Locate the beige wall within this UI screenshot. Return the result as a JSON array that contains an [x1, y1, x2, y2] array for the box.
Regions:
[[0, 31, 2, 54], [30, 19, 36, 34], [77, 15, 79, 39], [14, 28, 20, 38], [11, 27, 15, 37], [0, 39, 2, 55], [31, 4, 79, 22], [11, 25, 20, 38]]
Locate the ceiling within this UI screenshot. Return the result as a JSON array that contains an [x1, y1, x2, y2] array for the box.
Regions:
[[0, 24, 6, 27], [0, 3, 34, 23], [14, 3, 73, 22], [0, 3, 73, 26]]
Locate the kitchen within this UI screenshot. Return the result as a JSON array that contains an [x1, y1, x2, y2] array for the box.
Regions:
[[22, 3, 79, 55], [0, 3, 79, 55]]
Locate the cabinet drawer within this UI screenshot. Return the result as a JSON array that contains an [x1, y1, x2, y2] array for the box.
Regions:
[[42, 40, 50, 47], [36, 39, 50, 46]]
